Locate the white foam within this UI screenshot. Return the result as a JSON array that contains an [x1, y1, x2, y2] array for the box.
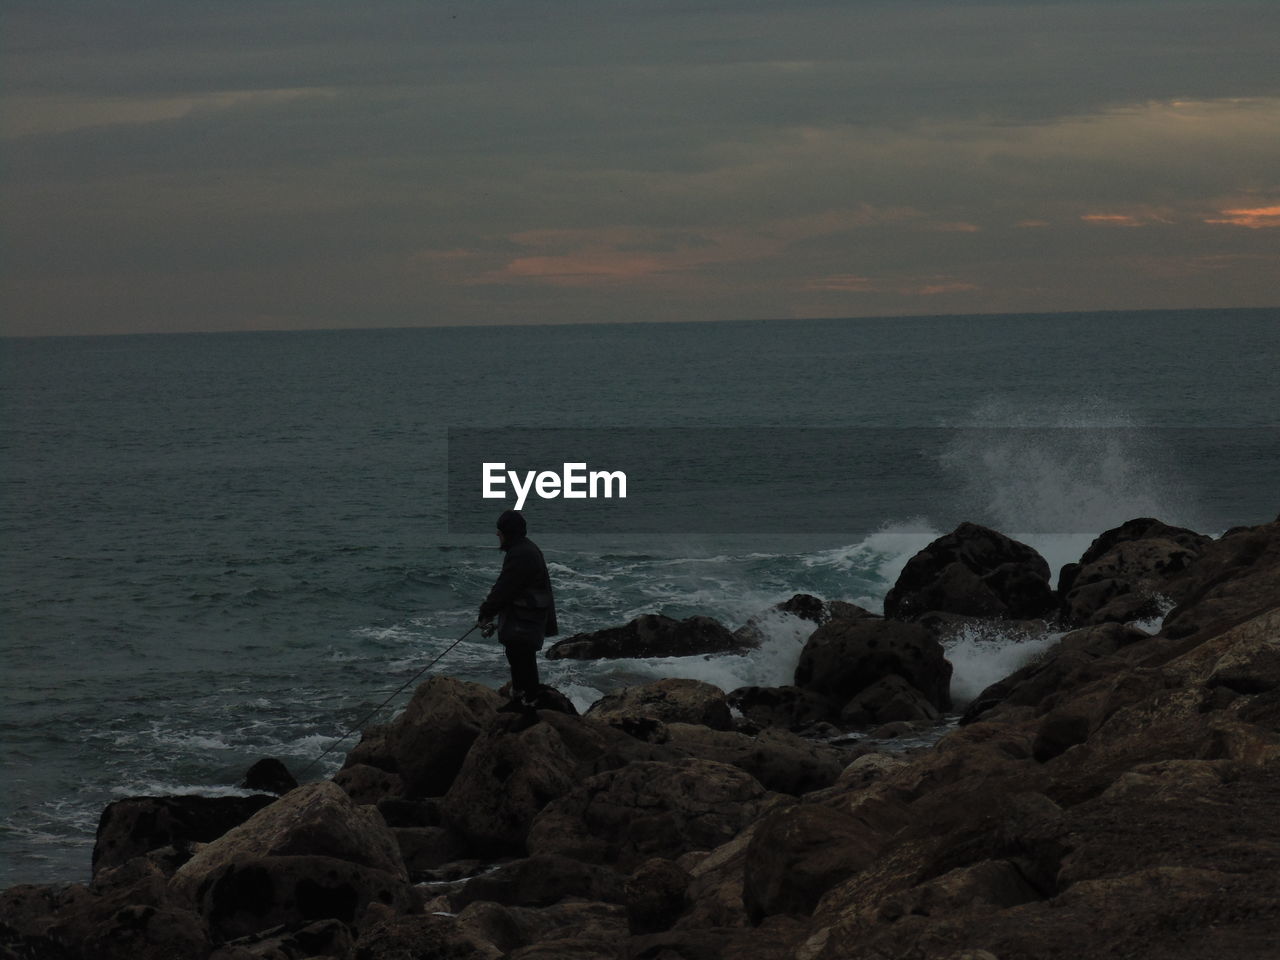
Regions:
[[943, 625, 1061, 706]]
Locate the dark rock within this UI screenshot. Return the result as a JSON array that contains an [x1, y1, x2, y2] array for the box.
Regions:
[[192, 854, 415, 943], [1062, 533, 1207, 626], [384, 675, 503, 799], [625, 858, 690, 935], [586, 678, 733, 731], [240, 758, 298, 796], [376, 797, 442, 829], [1159, 519, 1280, 642], [840, 674, 941, 727], [726, 685, 841, 730], [959, 621, 1150, 725], [1033, 710, 1091, 762], [527, 758, 773, 872], [334, 764, 405, 805], [92, 795, 275, 877], [733, 595, 878, 646], [393, 826, 470, 880], [743, 803, 883, 923], [214, 917, 353, 959], [450, 854, 626, 910], [351, 912, 483, 960], [663, 723, 846, 796], [170, 781, 408, 908], [546, 614, 748, 660], [794, 618, 952, 711], [341, 724, 396, 774], [80, 905, 211, 960], [441, 710, 680, 856], [883, 522, 1055, 621]]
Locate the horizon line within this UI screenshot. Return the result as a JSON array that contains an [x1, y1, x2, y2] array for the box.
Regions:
[[2, 303, 1276, 341]]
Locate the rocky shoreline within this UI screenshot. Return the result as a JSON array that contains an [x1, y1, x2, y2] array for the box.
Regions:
[[3, 515, 1278, 959]]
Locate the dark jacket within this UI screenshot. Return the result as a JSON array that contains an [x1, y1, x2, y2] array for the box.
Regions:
[[479, 535, 559, 641]]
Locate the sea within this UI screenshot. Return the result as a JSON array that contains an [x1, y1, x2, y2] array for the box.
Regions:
[[2, 308, 1277, 887]]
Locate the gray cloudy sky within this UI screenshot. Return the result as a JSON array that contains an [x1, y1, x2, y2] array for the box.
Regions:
[[2, 1, 1277, 336]]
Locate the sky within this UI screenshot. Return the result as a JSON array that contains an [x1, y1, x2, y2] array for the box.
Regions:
[[1, 0, 1277, 336]]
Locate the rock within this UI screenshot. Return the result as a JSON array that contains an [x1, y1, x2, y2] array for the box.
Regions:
[[527, 758, 774, 872], [742, 803, 883, 923], [441, 710, 679, 856], [960, 621, 1151, 725], [1160, 519, 1280, 642], [625, 917, 809, 960], [546, 613, 748, 660], [170, 781, 407, 906], [450, 855, 626, 910], [794, 618, 952, 712], [663, 723, 846, 795], [586, 678, 733, 731], [384, 676, 503, 799], [80, 905, 211, 960], [454, 899, 627, 957], [393, 827, 470, 880], [92, 794, 276, 876], [191, 854, 415, 943], [840, 675, 941, 727], [726, 685, 841, 731], [342, 723, 396, 774], [335, 764, 405, 805], [352, 912, 489, 959], [883, 522, 1056, 621], [733, 595, 879, 646], [210, 917, 353, 959], [240, 758, 298, 796], [377, 797, 443, 829], [625, 858, 690, 934], [518, 684, 581, 715], [1062, 532, 1208, 626]]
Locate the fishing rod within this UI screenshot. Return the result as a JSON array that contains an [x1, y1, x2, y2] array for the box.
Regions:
[[295, 622, 481, 782]]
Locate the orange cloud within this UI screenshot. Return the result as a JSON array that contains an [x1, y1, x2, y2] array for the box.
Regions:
[[1204, 205, 1280, 228], [1081, 213, 1145, 227], [1016, 219, 1051, 228], [929, 222, 982, 233]]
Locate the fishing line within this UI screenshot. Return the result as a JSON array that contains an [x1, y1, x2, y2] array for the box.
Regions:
[[295, 623, 481, 782]]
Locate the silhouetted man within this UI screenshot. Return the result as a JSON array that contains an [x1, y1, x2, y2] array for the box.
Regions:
[[477, 509, 558, 705]]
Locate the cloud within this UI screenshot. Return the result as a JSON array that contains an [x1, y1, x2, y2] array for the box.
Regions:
[[1205, 205, 1280, 228]]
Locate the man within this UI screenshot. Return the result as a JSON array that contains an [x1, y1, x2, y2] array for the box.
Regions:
[[477, 509, 558, 705]]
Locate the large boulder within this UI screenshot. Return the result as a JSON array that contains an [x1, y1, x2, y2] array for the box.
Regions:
[[794, 618, 953, 712], [742, 803, 884, 923], [169, 781, 407, 905], [883, 522, 1056, 621], [526, 758, 774, 872], [382, 675, 503, 798], [840, 674, 941, 727], [663, 723, 847, 796], [190, 854, 416, 943], [586, 678, 733, 731], [546, 614, 748, 660], [92, 794, 276, 876], [440, 711, 680, 855], [1159, 519, 1280, 642], [1061, 523, 1210, 626]]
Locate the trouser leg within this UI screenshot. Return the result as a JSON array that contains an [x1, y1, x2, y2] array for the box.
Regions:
[[504, 643, 540, 698]]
